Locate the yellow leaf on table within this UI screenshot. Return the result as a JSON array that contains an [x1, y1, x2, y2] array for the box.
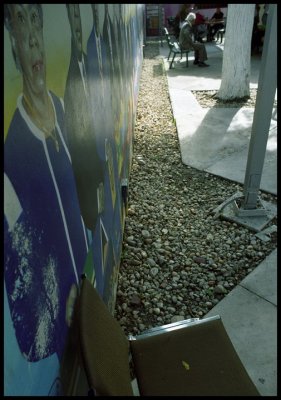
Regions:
[[182, 360, 190, 370]]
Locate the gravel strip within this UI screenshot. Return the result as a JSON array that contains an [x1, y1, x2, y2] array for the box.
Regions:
[[192, 89, 258, 108], [114, 41, 277, 337], [192, 89, 278, 108]]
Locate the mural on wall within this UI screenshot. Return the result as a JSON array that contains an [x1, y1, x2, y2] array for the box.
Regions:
[[4, 3, 144, 396]]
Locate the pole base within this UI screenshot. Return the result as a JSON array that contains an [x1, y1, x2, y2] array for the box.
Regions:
[[213, 191, 277, 232], [233, 197, 267, 217]]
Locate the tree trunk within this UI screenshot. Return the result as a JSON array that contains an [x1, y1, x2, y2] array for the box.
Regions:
[[216, 4, 255, 100]]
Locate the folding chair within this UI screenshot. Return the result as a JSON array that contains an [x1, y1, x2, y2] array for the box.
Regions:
[[163, 26, 170, 38], [163, 27, 188, 69], [168, 42, 189, 69], [78, 275, 260, 396], [216, 17, 226, 44], [163, 27, 175, 59], [216, 27, 225, 43]]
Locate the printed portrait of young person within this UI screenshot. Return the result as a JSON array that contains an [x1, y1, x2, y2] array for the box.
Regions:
[[64, 4, 105, 232], [121, 7, 136, 172], [102, 4, 125, 255], [87, 4, 113, 170], [101, 5, 123, 187], [111, 3, 128, 176], [88, 4, 120, 217], [87, 4, 123, 291], [4, 4, 89, 362], [87, 4, 105, 111]]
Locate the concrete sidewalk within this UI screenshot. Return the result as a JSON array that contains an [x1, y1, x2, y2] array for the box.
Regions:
[[159, 40, 277, 195], [158, 40, 277, 396]]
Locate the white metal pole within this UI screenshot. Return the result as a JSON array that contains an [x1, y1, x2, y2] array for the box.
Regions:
[[241, 4, 277, 211]]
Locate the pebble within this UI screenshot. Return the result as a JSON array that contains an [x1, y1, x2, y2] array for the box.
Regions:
[[114, 41, 277, 337], [171, 315, 185, 323], [150, 267, 159, 276], [147, 258, 157, 267], [214, 285, 227, 294], [141, 230, 151, 238]]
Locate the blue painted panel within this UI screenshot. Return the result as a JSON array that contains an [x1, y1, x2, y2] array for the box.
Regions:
[[4, 3, 144, 395]]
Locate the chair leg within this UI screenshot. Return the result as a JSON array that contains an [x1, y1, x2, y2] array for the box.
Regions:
[[216, 30, 224, 44], [170, 53, 176, 69], [216, 30, 220, 42]]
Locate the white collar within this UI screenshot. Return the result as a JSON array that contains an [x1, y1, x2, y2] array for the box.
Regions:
[[17, 92, 57, 142]]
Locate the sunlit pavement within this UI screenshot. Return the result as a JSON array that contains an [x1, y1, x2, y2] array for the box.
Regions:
[[159, 40, 277, 195]]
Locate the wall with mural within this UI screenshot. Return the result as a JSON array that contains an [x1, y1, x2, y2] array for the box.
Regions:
[[4, 4, 144, 396]]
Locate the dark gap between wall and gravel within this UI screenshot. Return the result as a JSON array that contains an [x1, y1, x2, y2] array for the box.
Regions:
[[114, 40, 277, 337]]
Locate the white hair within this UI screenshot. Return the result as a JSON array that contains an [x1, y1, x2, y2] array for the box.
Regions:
[[185, 12, 196, 23]]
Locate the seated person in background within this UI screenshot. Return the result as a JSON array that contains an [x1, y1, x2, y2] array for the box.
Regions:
[[251, 4, 265, 54], [179, 12, 209, 67], [208, 7, 224, 41], [193, 10, 208, 42], [174, 4, 191, 39], [262, 4, 269, 26]]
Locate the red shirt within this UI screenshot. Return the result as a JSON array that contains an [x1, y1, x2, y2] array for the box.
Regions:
[[195, 13, 205, 25]]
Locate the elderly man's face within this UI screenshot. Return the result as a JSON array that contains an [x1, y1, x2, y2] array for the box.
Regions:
[[68, 4, 83, 60], [9, 4, 46, 96]]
